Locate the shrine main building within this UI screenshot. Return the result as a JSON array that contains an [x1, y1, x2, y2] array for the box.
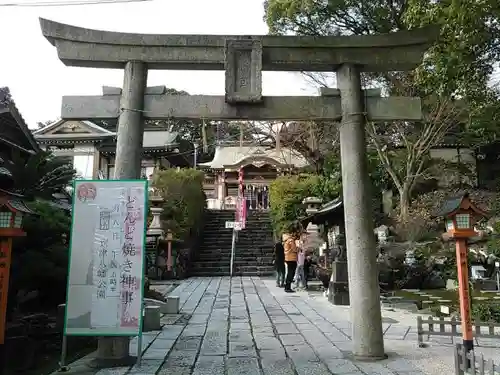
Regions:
[[198, 142, 308, 210]]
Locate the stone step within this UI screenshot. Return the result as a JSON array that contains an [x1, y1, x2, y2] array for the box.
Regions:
[[195, 254, 274, 261], [190, 266, 275, 274], [200, 244, 274, 249], [201, 235, 233, 239], [203, 224, 272, 229], [191, 260, 273, 268], [201, 237, 234, 241], [204, 226, 271, 229], [197, 250, 274, 254], [200, 237, 233, 242], [197, 210, 274, 277], [237, 241, 274, 246], [237, 232, 273, 235], [201, 231, 231, 236], [190, 270, 274, 277], [204, 215, 271, 220], [200, 242, 274, 247], [203, 228, 272, 233], [192, 262, 230, 268], [196, 254, 274, 260]]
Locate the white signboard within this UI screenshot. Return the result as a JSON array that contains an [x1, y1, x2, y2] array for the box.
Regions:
[[440, 305, 450, 315], [225, 221, 242, 231], [64, 180, 147, 336]]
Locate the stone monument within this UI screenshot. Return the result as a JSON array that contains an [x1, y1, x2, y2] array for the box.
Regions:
[[39, 18, 437, 361], [329, 230, 350, 306]]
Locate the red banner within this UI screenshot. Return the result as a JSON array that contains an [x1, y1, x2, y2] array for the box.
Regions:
[[236, 167, 246, 229]]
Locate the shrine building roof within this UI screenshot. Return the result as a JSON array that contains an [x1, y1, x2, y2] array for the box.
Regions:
[[33, 120, 179, 151], [0, 87, 40, 154], [198, 145, 308, 170]]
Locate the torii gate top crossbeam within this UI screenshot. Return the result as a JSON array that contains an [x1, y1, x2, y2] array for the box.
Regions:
[[39, 18, 437, 72]]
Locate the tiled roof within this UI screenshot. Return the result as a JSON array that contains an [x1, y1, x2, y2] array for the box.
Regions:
[[198, 145, 308, 169], [300, 198, 343, 226], [0, 87, 41, 153], [143, 130, 179, 148], [8, 199, 36, 214], [433, 194, 466, 217]]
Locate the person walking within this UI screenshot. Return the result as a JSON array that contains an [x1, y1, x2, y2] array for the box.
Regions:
[[274, 240, 285, 287], [283, 232, 298, 293]]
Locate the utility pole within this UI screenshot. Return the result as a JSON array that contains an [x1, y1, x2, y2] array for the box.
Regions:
[[193, 143, 198, 169]]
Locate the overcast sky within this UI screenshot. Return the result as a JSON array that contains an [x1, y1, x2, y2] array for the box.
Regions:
[[0, 0, 318, 128]]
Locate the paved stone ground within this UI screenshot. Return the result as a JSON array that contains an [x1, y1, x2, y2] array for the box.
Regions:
[[58, 277, 500, 375]]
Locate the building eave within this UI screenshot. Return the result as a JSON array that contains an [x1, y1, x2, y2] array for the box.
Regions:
[[0, 88, 41, 153]]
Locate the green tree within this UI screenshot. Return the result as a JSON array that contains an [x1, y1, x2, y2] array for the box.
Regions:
[[1, 150, 76, 200], [265, 0, 500, 220], [269, 173, 341, 234], [152, 168, 206, 242], [10, 201, 71, 312]]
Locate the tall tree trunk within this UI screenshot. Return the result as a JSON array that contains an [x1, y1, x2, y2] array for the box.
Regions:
[[399, 184, 411, 222]]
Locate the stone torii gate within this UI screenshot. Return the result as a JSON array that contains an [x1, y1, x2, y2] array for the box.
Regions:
[[40, 18, 436, 364]]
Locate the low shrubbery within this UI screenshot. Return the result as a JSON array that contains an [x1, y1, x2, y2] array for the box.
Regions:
[[472, 302, 500, 323]]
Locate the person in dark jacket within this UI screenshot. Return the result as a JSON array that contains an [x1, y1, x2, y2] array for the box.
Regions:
[[274, 241, 285, 287]]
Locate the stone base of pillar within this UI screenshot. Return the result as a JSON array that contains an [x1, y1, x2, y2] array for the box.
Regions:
[[328, 261, 350, 306], [328, 281, 350, 305], [89, 337, 135, 369]]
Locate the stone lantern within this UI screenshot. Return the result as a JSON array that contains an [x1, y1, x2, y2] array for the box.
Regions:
[[303, 196, 323, 216], [301, 197, 323, 253], [147, 194, 165, 238], [302, 197, 322, 232], [147, 191, 165, 279]]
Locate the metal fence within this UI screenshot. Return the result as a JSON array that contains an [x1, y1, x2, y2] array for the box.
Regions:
[[417, 316, 500, 347], [454, 344, 500, 375]]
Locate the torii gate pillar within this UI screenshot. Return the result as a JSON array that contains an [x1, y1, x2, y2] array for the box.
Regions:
[[113, 61, 148, 180], [337, 64, 385, 359]]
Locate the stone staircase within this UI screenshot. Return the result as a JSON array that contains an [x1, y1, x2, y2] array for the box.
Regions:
[[191, 210, 275, 276]]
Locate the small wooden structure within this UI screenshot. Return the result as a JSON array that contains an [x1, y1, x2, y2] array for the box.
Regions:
[[301, 198, 349, 305]]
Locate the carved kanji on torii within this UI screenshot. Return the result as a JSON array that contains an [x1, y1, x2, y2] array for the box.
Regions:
[[40, 18, 437, 364]]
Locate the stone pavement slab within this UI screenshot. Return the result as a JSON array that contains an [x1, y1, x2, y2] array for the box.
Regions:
[[52, 276, 500, 375]]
